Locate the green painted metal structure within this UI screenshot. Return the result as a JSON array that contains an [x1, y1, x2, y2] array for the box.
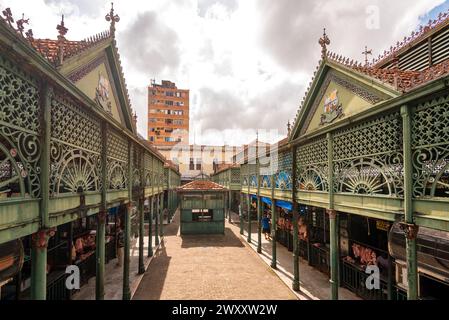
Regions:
[[0, 8, 181, 300]]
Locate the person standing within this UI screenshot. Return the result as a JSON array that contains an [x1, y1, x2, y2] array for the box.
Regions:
[[261, 213, 271, 240]]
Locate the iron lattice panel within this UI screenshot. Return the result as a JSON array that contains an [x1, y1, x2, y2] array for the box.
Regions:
[[0, 55, 41, 198], [412, 94, 449, 198], [296, 137, 328, 192], [297, 137, 328, 166], [231, 168, 240, 183], [332, 113, 404, 197], [275, 150, 292, 190], [51, 93, 101, 153], [333, 113, 402, 161]]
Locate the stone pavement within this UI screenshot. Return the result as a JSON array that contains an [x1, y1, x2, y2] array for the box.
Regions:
[[229, 211, 359, 300], [133, 212, 297, 300], [72, 219, 168, 300]]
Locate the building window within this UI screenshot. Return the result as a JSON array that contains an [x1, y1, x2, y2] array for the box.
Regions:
[[165, 100, 174, 106], [196, 158, 202, 170], [173, 119, 184, 125], [149, 137, 154, 141], [189, 158, 194, 170]]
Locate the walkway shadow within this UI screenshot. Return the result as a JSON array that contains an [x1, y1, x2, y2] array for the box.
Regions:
[[180, 227, 244, 248], [132, 241, 171, 300]]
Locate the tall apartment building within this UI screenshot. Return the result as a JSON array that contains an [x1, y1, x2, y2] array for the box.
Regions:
[[148, 80, 189, 146]]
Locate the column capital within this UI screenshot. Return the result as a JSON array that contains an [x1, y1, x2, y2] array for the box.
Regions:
[[97, 209, 107, 224], [326, 209, 337, 219], [399, 222, 419, 240], [31, 228, 56, 249]]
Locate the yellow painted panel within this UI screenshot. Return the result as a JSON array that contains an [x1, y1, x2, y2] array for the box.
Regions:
[[306, 80, 374, 134], [74, 62, 123, 124]]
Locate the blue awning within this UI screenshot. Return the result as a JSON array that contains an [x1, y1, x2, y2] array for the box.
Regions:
[[261, 197, 272, 206], [275, 200, 292, 211]]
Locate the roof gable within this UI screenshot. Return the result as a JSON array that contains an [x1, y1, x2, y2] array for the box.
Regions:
[[57, 39, 134, 132], [290, 60, 399, 140]]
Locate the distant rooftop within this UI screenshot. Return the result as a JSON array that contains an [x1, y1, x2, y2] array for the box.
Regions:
[[176, 180, 228, 192]]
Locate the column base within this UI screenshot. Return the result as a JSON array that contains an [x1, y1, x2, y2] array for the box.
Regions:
[[122, 289, 131, 300], [138, 264, 145, 275], [292, 280, 300, 292], [257, 247, 262, 254], [147, 250, 153, 258], [270, 262, 277, 269]]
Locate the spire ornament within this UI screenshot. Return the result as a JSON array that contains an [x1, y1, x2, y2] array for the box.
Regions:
[[362, 46, 372, 67], [2, 8, 14, 27], [56, 14, 68, 65], [319, 28, 330, 58], [16, 13, 29, 35], [105, 2, 120, 36]]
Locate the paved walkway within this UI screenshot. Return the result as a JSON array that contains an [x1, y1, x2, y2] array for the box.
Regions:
[[230, 212, 359, 300], [133, 212, 297, 300]]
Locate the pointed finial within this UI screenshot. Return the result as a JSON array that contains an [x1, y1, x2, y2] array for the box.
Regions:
[[16, 13, 29, 35], [56, 15, 68, 65], [318, 27, 330, 59], [105, 2, 120, 37], [287, 120, 291, 136], [57, 14, 68, 38], [362, 46, 372, 67]]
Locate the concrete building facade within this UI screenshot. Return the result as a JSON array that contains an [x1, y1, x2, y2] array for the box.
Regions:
[[148, 80, 189, 146]]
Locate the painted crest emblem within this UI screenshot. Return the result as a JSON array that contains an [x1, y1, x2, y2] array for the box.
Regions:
[[95, 72, 112, 113], [320, 89, 343, 125]]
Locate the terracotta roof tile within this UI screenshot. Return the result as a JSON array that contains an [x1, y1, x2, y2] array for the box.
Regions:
[[30, 31, 111, 65], [176, 180, 228, 192]]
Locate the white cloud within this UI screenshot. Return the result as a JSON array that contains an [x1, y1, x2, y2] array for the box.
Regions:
[[0, 0, 446, 146]]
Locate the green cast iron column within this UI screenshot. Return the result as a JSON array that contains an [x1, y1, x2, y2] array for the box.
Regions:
[[228, 191, 232, 223], [32, 84, 52, 300], [160, 193, 164, 240], [155, 193, 160, 246], [401, 105, 419, 300], [256, 156, 262, 253], [239, 196, 244, 235], [270, 199, 277, 269], [270, 172, 277, 269], [247, 193, 251, 243], [95, 211, 106, 299], [292, 145, 300, 291], [96, 122, 108, 300], [123, 142, 132, 301], [148, 196, 153, 257], [257, 195, 262, 254], [138, 195, 145, 274], [31, 230, 51, 300], [327, 132, 339, 300]]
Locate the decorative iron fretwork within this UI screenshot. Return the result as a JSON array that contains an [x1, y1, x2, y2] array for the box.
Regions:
[[106, 130, 128, 190], [296, 137, 329, 192], [297, 167, 327, 191], [105, 2, 120, 36], [0, 55, 41, 198], [50, 143, 101, 194], [49, 92, 102, 195], [261, 175, 271, 188], [412, 94, 449, 198], [67, 55, 105, 83], [275, 171, 292, 190], [333, 113, 404, 197], [51, 92, 102, 153], [231, 168, 240, 183]]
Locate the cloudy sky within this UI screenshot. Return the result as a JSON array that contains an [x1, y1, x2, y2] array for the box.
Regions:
[[1, 0, 448, 146]]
